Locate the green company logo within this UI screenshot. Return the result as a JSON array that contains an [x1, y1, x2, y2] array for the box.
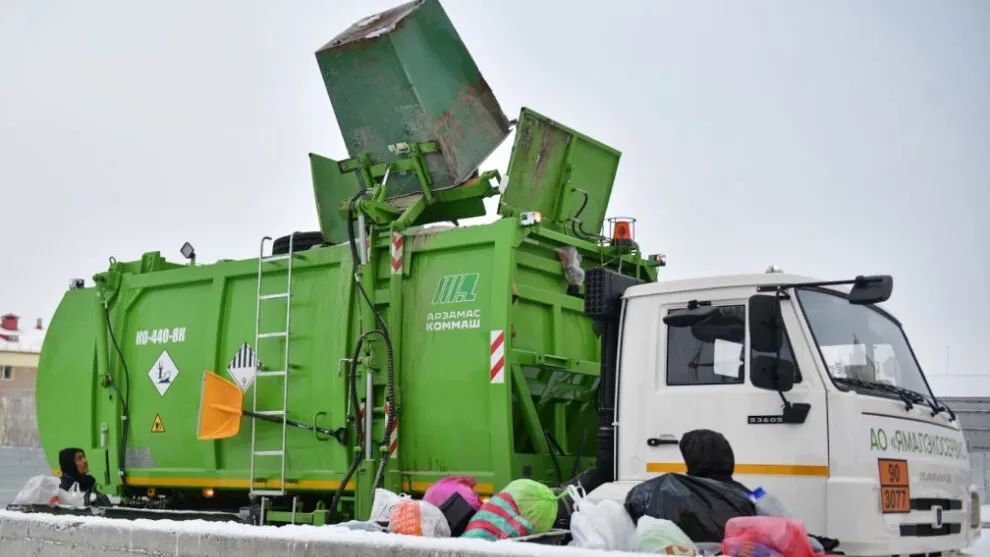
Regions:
[[431, 273, 479, 305], [869, 427, 967, 461]]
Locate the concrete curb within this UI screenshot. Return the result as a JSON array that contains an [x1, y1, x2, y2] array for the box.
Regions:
[[0, 510, 629, 557]]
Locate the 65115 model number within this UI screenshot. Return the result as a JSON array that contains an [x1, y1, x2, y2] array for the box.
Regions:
[[136, 327, 187, 346]]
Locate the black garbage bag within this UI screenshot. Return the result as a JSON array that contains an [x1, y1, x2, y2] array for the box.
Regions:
[[624, 473, 756, 543]]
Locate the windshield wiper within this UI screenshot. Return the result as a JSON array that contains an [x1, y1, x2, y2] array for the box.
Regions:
[[833, 377, 922, 411], [880, 384, 955, 421], [885, 384, 940, 415], [930, 399, 957, 421]]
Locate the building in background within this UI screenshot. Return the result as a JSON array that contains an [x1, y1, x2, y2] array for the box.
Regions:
[[0, 313, 45, 448], [929, 375, 990, 504]]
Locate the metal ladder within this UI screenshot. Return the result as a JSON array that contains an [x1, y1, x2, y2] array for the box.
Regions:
[[249, 234, 295, 498]]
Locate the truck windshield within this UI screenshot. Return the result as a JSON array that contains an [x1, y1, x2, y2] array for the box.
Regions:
[[795, 287, 935, 403]]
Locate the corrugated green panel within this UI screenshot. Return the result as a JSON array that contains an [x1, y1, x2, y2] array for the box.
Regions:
[[315, 0, 510, 197], [498, 108, 621, 237], [310, 153, 362, 245]]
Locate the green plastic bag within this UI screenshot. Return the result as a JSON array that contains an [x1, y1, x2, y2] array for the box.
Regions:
[[500, 479, 561, 534], [632, 516, 700, 555]]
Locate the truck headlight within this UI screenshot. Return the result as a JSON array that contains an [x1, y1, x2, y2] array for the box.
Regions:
[[972, 491, 981, 530]]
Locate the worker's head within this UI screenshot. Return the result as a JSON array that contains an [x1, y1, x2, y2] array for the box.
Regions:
[[679, 429, 735, 480], [58, 447, 89, 477]]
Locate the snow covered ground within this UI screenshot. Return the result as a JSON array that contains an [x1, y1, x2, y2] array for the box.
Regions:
[[2, 507, 990, 556], [965, 531, 990, 556], [0, 446, 47, 507], [969, 507, 990, 555], [0, 509, 638, 557]]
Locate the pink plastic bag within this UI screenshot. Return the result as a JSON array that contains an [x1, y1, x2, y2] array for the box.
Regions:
[[722, 516, 816, 557], [423, 476, 482, 511]]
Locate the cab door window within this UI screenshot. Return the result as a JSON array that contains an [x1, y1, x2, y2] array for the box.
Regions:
[[666, 304, 746, 386], [749, 302, 804, 384]]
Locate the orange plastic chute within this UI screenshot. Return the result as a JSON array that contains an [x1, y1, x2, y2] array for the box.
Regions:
[[197, 371, 244, 440]]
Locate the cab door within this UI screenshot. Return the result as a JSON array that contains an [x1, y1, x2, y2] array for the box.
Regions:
[[618, 288, 830, 533]]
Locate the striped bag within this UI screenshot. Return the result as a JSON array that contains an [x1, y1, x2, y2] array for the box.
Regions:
[[461, 492, 534, 541]]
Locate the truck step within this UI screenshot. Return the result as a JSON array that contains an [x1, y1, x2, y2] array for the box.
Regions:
[[257, 331, 288, 339], [254, 410, 286, 416], [261, 254, 291, 263], [251, 489, 286, 497], [259, 292, 290, 300], [253, 450, 285, 456], [257, 370, 287, 377]]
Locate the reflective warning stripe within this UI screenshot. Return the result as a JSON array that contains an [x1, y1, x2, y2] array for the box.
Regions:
[[490, 330, 505, 384], [358, 402, 397, 459], [647, 462, 829, 477], [390, 232, 403, 275], [384, 401, 398, 459]]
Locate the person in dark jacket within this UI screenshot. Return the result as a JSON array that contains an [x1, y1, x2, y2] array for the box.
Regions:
[[58, 447, 110, 506], [679, 430, 747, 486], [58, 447, 95, 492], [678, 429, 838, 552]]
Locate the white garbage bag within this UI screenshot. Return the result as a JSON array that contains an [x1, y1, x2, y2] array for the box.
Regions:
[[12, 475, 61, 506], [566, 485, 636, 551], [369, 487, 410, 522], [58, 482, 87, 507]]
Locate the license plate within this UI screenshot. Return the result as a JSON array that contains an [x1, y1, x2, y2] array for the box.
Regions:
[[877, 458, 911, 514]]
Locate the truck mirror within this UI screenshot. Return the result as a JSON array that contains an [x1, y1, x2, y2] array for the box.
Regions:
[[663, 306, 717, 328], [748, 295, 783, 353], [848, 275, 893, 305], [751, 355, 795, 392]]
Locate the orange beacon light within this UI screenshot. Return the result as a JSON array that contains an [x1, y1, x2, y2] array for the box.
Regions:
[[608, 217, 635, 246]]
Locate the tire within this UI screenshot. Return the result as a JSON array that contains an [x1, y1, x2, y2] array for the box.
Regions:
[[272, 231, 326, 255]]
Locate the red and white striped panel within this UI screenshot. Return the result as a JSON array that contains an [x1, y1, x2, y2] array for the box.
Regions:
[[384, 401, 398, 459], [358, 403, 366, 444], [490, 329, 505, 384], [390, 232, 404, 275]]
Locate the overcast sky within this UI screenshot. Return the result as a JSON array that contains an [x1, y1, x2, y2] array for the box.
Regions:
[[1, 1, 987, 391]]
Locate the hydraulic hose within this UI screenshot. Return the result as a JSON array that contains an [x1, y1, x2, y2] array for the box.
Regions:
[[103, 304, 132, 486], [329, 330, 383, 518], [343, 190, 398, 495]]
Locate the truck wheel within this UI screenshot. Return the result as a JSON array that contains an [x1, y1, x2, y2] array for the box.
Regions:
[[272, 231, 326, 255]]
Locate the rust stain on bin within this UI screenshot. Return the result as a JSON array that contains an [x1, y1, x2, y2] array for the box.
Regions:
[[431, 75, 509, 183], [534, 129, 567, 188], [511, 113, 567, 197]]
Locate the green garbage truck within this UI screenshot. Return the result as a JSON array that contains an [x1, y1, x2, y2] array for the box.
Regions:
[[30, 1, 980, 554]]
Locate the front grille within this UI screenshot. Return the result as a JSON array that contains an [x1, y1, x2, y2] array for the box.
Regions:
[[911, 498, 963, 511], [899, 523, 961, 537]]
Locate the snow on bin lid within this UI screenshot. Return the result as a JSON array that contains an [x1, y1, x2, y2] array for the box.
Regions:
[[321, 1, 421, 48]]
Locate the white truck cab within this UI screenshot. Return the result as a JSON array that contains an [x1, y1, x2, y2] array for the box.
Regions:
[[582, 268, 981, 556]]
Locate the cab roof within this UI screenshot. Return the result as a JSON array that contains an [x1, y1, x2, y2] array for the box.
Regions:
[[624, 272, 839, 299]]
